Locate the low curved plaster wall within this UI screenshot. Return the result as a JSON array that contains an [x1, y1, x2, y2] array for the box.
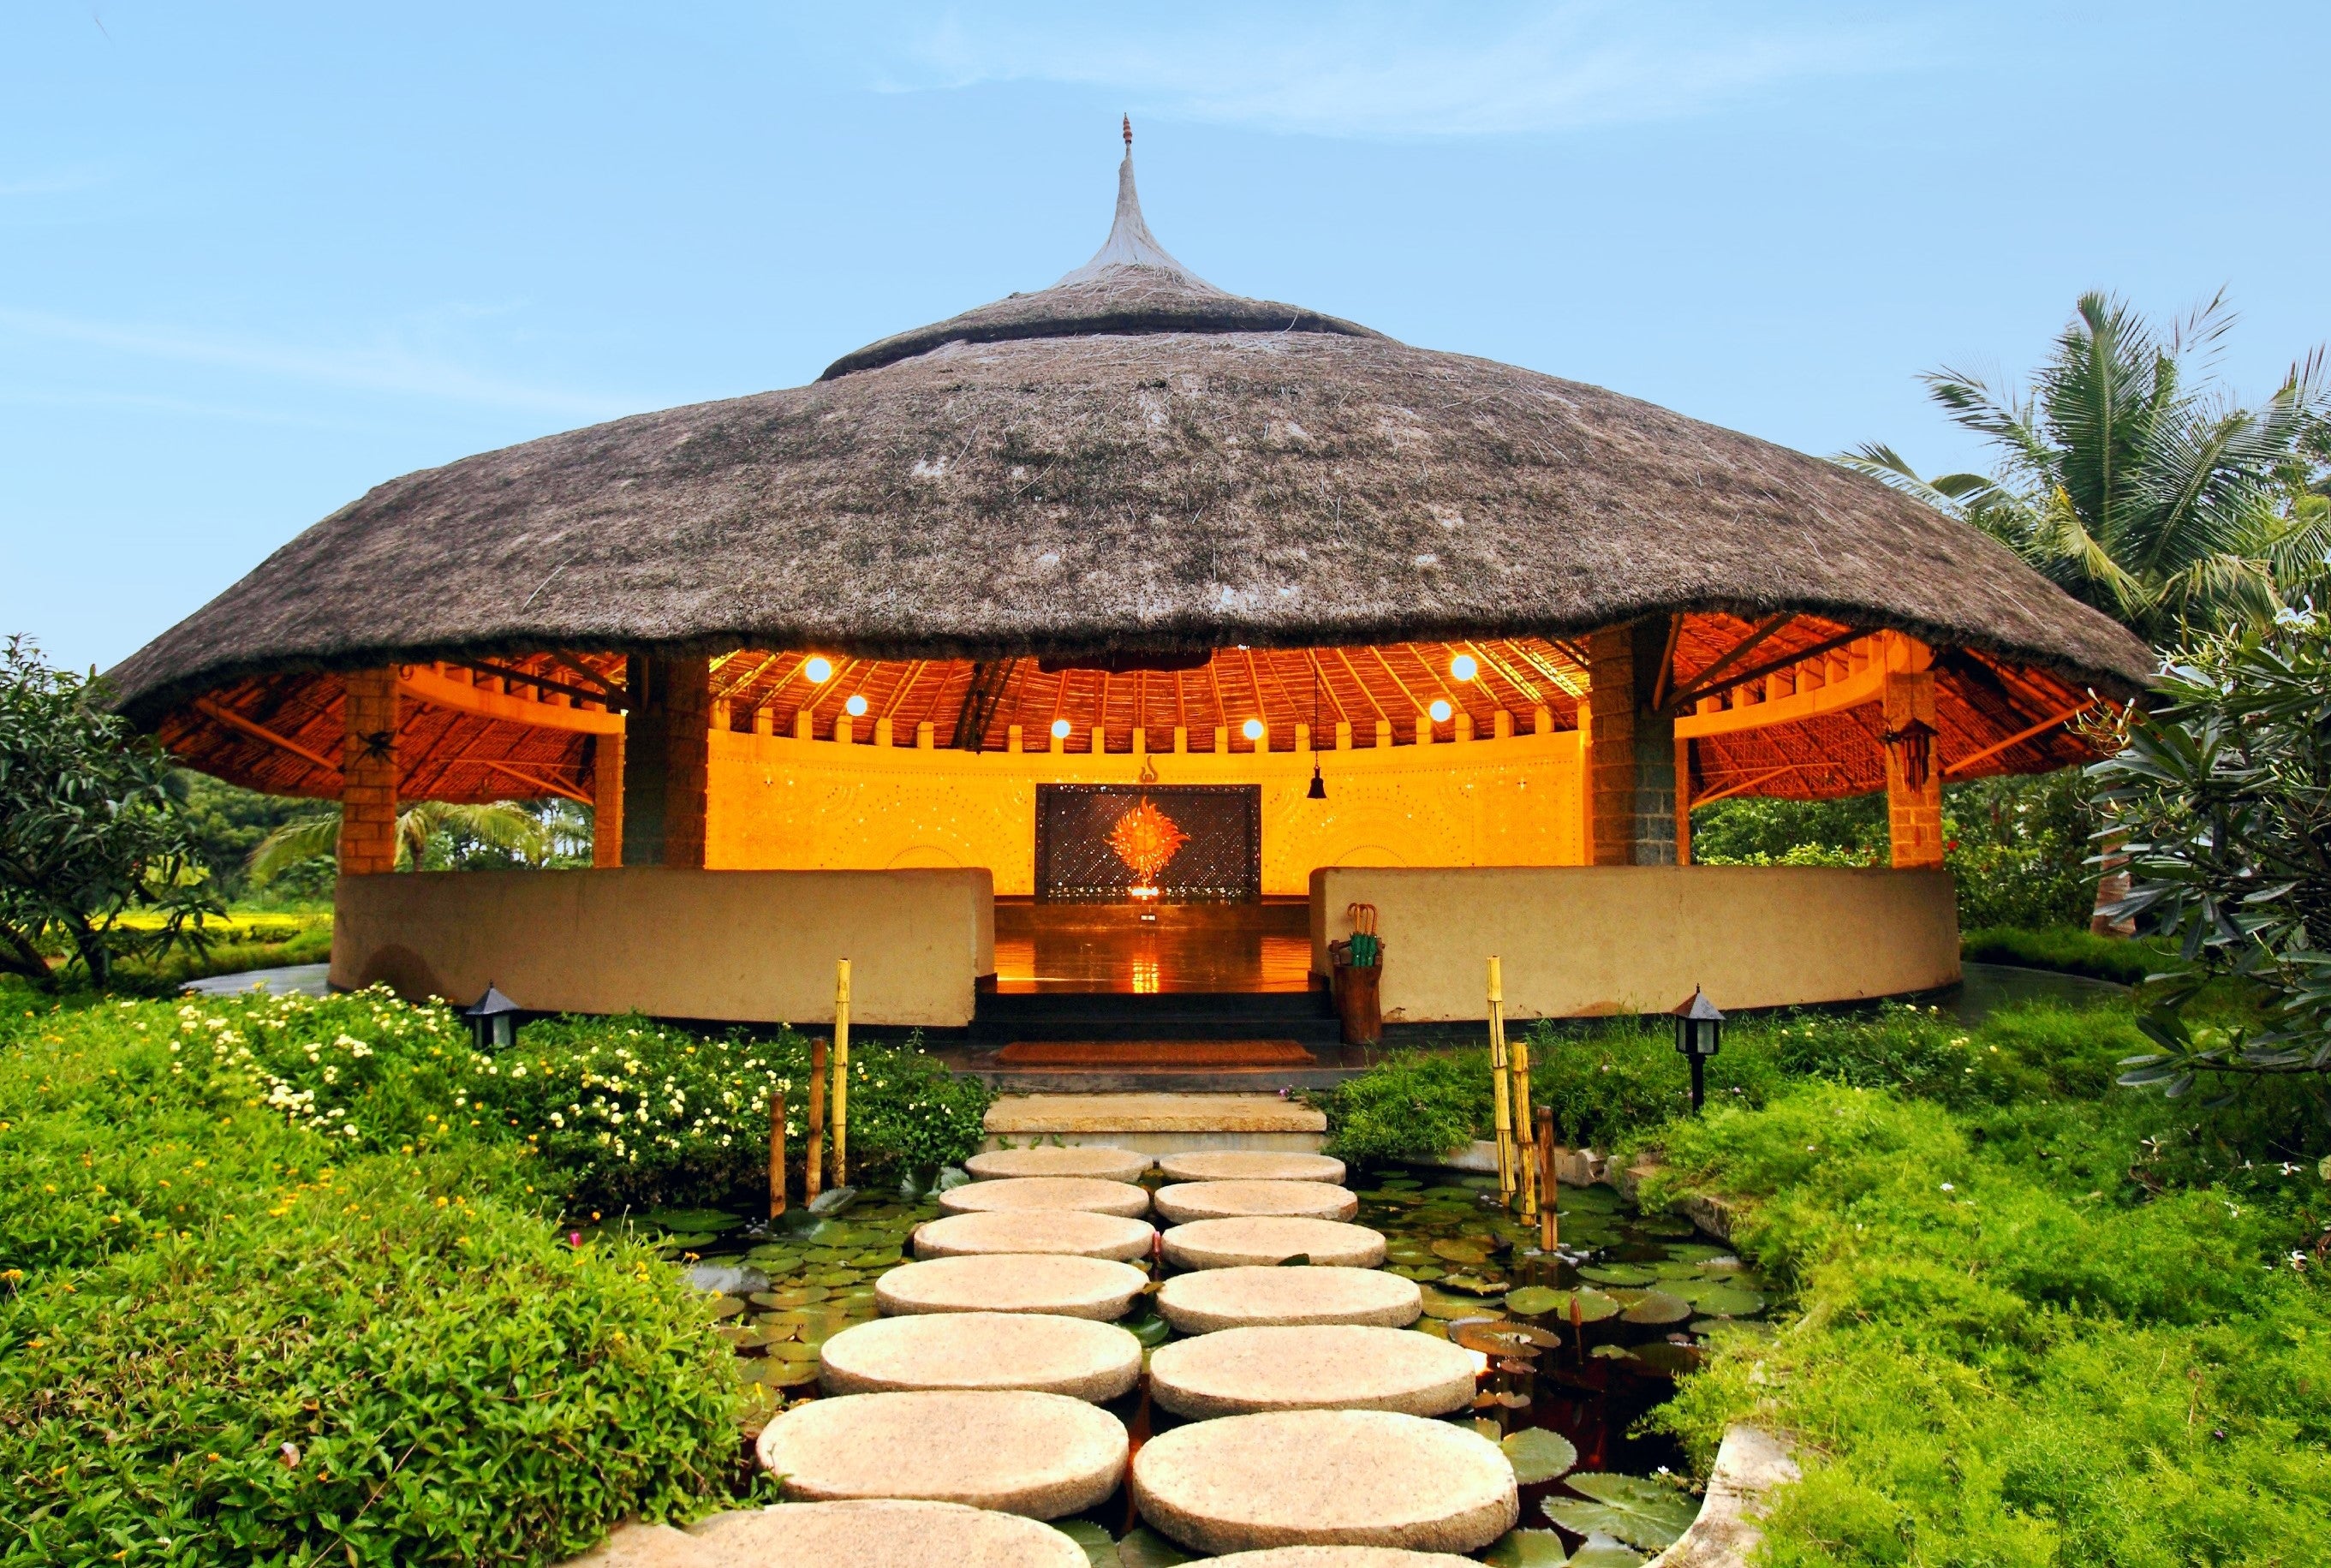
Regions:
[[331, 867, 996, 1027], [1310, 865, 1959, 1021]]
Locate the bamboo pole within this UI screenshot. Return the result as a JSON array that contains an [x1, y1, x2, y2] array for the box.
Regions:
[[1511, 1020, 1538, 1225], [1536, 1105, 1558, 1253], [805, 1037, 827, 1205], [1487, 957, 1514, 1202], [832, 958, 852, 1188], [767, 1088, 788, 1219]]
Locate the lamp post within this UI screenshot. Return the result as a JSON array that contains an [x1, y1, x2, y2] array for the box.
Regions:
[[1672, 987, 1723, 1112], [466, 983, 522, 1052]]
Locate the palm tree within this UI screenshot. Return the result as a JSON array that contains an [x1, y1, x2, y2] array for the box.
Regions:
[[1842, 291, 2328, 643], [247, 800, 549, 885]]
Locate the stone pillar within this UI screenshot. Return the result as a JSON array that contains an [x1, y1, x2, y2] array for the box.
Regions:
[[1882, 641, 1944, 869], [337, 667, 401, 875], [1586, 622, 1676, 866], [589, 731, 624, 869], [622, 653, 710, 868]]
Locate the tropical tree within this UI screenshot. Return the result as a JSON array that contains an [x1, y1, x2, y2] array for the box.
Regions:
[[247, 799, 551, 885], [1842, 290, 2329, 642], [0, 635, 220, 990]]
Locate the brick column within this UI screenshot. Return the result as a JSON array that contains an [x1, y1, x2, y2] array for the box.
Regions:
[[337, 667, 401, 875], [589, 731, 624, 869], [1883, 645, 1945, 869], [621, 653, 709, 867], [1586, 622, 1676, 866]]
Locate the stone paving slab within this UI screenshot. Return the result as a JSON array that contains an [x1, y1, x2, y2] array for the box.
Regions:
[[1161, 1217, 1386, 1270], [820, 1311, 1142, 1401], [913, 1208, 1156, 1261], [1156, 1266, 1421, 1333], [1130, 1409, 1517, 1555], [938, 1176, 1152, 1219], [876, 1254, 1150, 1320], [1155, 1151, 1347, 1183], [691, 1499, 1091, 1566], [757, 1390, 1127, 1518], [1148, 1325, 1477, 1418], [1154, 1180, 1359, 1224], [966, 1146, 1154, 1182], [1197, 1551, 1484, 1567]]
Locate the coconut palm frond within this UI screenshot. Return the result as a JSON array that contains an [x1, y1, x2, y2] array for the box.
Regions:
[[247, 810, 342, 885]]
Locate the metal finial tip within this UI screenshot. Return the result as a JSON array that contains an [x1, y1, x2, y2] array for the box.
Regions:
[[1123, 114, 1132, 150]]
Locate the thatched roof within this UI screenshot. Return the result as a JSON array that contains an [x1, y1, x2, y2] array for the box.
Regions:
[[109, 141, 2151, 806]]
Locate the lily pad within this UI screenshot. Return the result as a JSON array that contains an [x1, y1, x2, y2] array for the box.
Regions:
[[1432, 1237, 1493, 1265], [641, 1207, 743, 1234], [1455, 1321, 1557, 1359], [1501, 1427, 1580, 1485], [1484, 1528, 1571, 1565], [1122, 1312, 1172, 1350], [1112, 1528, 1195, 1567], [1681, 1284, 1767, 1317], [1570, 1535, 1648, 1567], [1543, 1474, 1699, 1552], [1660, 1242, 1729, 1262], [1440, 1272, 1511, 1297], [1052, 1519, 1115, 1565], [1421, 1289, 1504, 1321], [806, 1185, 860, 1217], [1390, 1264, 1444, 1281], [1538, 1287, 1622, 1323], [1502, 1285, 1566, 1317], [1619, 1290, 1692, 1326], [656, 1231, 720, 1252], [707, 1295, 748, 1319], [748, 1357, 821, 1388], [1631, 1341, 1702, 1376], [764, 1340, 819, 1364], [1577, 1264, 1656, 1286]]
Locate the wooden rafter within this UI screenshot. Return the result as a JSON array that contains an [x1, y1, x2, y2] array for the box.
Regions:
[[1665, 626, 1864, 716]]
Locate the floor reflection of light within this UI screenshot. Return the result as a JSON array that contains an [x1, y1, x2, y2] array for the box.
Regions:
[[1130, 957, 1161, 994]]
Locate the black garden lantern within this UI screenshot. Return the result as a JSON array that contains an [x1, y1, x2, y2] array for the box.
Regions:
[[1672, 986, 1724, 1112], [466, 983, 522, 1052]]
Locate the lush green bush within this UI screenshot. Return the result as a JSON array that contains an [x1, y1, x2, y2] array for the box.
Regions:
[[1310, 1047, 1497, 1163], [0, 999, 744, 1566], [1962, 923, 2167, 985]]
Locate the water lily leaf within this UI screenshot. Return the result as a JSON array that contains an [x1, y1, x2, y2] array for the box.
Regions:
[[1359, 1188, 1422, 1205], [715, 1323, 770, 1348], [1577, 1264, 1655, 1286], [1543, 1475, 1698, 1551], [1483, 1527, 1571, 1565], [1619, 1290, 1692, 1326], [1502, 1285, 1565, 1317], [1123, 1312, 1172, 1349], [1555, 1185, 1620, 1213], [1113, 1526, 1197, 1566], [1683, 1284, 1767, 1317], [1501, 1427, 1580, 1485], [657, 1231, 720, 1252], [751, 1357, 821, 1388], [1631, 1341, 1702, 1376], [1544, 1288, 1623, 1323], [1589, 1344, 1633, 1359], [641, 1207, 743, 1233], [1440, 1272, 1511, 1297], [1432, 1238, 1493, 1265], [1052, 1519, 1117, 1566], [1568, 1534, 1647, 1567], [1422, 1289, 1504, 1319], [707, 1295, 748, 1319], [1660, 1242, 1729, 1262], [1390, 1264, 1444, 1281], [1454, 1322, 1551, 1359], [806, 1186, 860, 1217], [1633, 1214, 1696, 1237]]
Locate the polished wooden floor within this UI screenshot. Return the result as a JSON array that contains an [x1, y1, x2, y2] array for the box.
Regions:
[[992, 898, 1315, 993]]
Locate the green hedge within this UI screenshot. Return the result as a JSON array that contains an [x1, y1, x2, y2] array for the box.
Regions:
[[1961, 923, 2168, 986]]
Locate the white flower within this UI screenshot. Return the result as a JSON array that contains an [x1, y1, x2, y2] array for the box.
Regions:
[[1940, 1182, 1955, 1192]]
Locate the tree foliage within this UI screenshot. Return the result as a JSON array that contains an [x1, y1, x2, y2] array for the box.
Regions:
[[0, 636, 219, 989]]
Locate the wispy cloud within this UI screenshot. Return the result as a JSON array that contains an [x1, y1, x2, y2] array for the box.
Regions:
[[0, 307, 630, 420], [862, 1, 1916, 137], [0, 164, 115, 199]]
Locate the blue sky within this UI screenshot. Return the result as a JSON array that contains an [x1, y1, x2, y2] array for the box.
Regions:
[[5, 3, 2325, 674]]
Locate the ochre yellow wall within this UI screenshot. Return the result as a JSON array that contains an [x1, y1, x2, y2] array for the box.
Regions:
[[705, 726, 1584, 892]]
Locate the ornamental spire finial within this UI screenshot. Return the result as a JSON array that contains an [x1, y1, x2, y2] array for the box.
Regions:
[[1123, 113, 1132, 151]]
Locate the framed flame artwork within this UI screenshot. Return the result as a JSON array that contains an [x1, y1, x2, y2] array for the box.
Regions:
[[1034, 785, 1262, 903]]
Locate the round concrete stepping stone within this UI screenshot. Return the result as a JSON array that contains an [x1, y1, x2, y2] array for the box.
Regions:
[[1149, 1326, 1477, 1417], [689, 1499, 1089, 1567], [1162, 1217, 1386, 1271], [820, 1312, 1142, 1401], [1130, 1410, 1517, 1555], [914, 1209, 1156, 1262], [1199, 1551, 1482, 1568], [966, 1145, 1154, 1183], [1157, 1266, 1421, 1333], [938, 1176, 1151, 1219], [1156, 1150, 1347, 1184], [1154, 1181, 1360, 1224], [757, 1391, 1127, 1518], [876, 1254, 1150, 1320]]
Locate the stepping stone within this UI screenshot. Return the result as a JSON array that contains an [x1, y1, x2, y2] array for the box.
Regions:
[[1162, 1218, 1386, 1271], [683, 1500, 1089, 1567], [820, 1312, 1142, 1401], [914, 1209, 1157, 1262], [1157, 1266, 1421, 1333], [1154, 1181, 1360, 1224], [1130, 1410, 1517, 1555], [966, 1145, 1154, 1183], [938, 1177, 1151, 1219], [1197, 1552, 1483, 1567], [1156, 1150, 1347, 1184], [757, 1390, 1127, 1519], [876, 1254, 1150, 1321], [1148, 1326, 1478, 1417]]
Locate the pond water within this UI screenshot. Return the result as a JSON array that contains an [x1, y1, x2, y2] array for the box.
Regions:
[[629, 1165, 1773, 1564]]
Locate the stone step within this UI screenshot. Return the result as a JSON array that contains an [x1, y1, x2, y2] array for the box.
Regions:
[[982, 1092, 1327, 1155]]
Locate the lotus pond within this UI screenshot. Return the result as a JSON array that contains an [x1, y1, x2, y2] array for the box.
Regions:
[[618, 1166, 1775, 1565]]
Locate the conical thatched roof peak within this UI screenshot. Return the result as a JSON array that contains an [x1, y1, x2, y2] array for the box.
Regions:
[[818, 126, 1380, 380]]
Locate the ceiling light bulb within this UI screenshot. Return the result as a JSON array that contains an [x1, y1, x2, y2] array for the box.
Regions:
[[803, 656, 832, 683], [1429, 699, 1453, 723], [844, 694, 867, 717], [1051, 718, 1072, 738], [1450, 653, 1478, 681], [1242, 718, 1266, 741]]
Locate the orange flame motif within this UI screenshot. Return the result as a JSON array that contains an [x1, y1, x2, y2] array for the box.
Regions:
[[1107, 796, 1189, 892]]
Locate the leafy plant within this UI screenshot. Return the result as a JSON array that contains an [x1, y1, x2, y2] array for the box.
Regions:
[[0, 635, 221, 990], [246, 797, 558, 884], [1542, 1473, 1699, 1552]]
